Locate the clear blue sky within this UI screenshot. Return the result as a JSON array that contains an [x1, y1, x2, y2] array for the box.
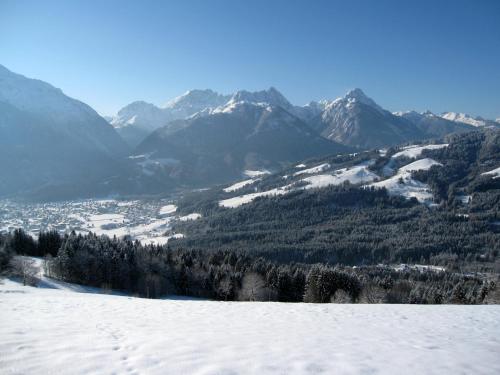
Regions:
[[1, 0, 499, 118]]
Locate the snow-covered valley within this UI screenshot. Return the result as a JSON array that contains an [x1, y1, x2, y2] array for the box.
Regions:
[[1, 276, 499, 375]]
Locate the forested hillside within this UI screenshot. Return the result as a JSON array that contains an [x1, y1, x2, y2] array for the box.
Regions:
[[2, 130, 498, 304]]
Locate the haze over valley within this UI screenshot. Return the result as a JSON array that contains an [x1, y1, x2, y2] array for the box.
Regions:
[[1, 1, 500, 374]]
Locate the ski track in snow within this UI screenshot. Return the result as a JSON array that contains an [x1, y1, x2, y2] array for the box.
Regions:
[[1, 278, 500, 375]]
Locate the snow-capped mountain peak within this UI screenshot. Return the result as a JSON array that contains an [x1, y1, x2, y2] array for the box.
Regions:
[[393, 110, 412, 117], [163, 89, 229, 110], [322, 88, 383, 114], [440, 112, 486, 127], [422, 110, 436, 117], [344, 88, 383, 111], [211, 100, 269, 115], [227, 87, 292, 110], [111, 101, 166, 130], [0, 64, 101, 124], [393, 110, 435, 118]]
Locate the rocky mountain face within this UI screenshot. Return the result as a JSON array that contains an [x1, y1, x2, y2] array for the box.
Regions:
[[0, 64, 128, 199], [134, 101, 350, 187], [394, 110, 474, 137], [113, 86, 497, 151], [310, 89, 424, 149], [440, 112, 500, 128], [110, 90, 230, 146]]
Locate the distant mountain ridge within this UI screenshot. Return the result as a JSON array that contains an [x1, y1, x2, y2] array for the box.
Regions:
[[440, 112, 499, 128], [1, 63, 498, 200], [114, 86, 497, 149], [393, 110, 474, 138], [110, 90, 231, 146]]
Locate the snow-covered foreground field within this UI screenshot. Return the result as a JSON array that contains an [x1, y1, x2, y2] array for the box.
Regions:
[[1, 279, 499, 375]]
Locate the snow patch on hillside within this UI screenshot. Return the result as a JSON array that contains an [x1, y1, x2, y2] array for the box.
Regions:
[[301, 164, 378, 190], [223, 179, 257, 192], [399, 158, 442, 173], [244, 169, 271, 178], [137, 233, 184, 246], [382, 144, 447, 176], [441, 112, 486, 127], [294, 163, 331, 176], [219, 186, 292, 208], [159, 204, 177, 215], [482, 166, 500, 179], [178, 213, 202, 221], [392, 144, 448, 159], [221, 162, 378, 208], [368, 158, 442, 202]]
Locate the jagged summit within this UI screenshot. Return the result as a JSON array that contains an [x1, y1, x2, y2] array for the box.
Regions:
[[313, 88, 423, 149], [163, 89, 229, 110], [342, 88, 383, 112], [440, 112, 489, 127], [228, 87, 292, 110], [345, 88, 369, 101]]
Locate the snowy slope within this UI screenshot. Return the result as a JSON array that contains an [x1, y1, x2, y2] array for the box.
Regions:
[[1, 278, 499, 375], [391, 144, 448, 159], [0, 64, 126, 157], [178, 213, 202, 221], [381, 144, 448, 176], [482, 166, 500, 179], [0, 65, 129, 198], [441, 112, 487, 127], [440, 112, 499, 128], [219, 162, 378, 208], [294, 163, 331, 176], [223, 179, 258, 192], [219, 186, 291, 208], [163, 89, 230, 114], [226, 87, 293, 110], [244, 170, 271, 178], [301, 164, 378, 190], [313, 89, 423, 149], [368, 158, 442, 202], [111, 90, 230, 146], [394, 111, 475, 137]]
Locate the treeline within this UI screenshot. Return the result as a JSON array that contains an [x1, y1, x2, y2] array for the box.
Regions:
[[2, 229, 496, 304], [0, 232, 14, 272]]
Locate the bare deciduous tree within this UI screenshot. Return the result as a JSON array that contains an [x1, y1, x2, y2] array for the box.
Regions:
[[238, 273, 272, 301], [10, 257, 39, 286]]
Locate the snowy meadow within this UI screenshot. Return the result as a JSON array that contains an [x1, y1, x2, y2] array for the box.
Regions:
[[1, 276, 500, 375]]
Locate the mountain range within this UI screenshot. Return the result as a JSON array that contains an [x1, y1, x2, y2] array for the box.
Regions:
[[112, 85, 498, 150], [1, 64, 498, 200], [134, 101, 349, 187]]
